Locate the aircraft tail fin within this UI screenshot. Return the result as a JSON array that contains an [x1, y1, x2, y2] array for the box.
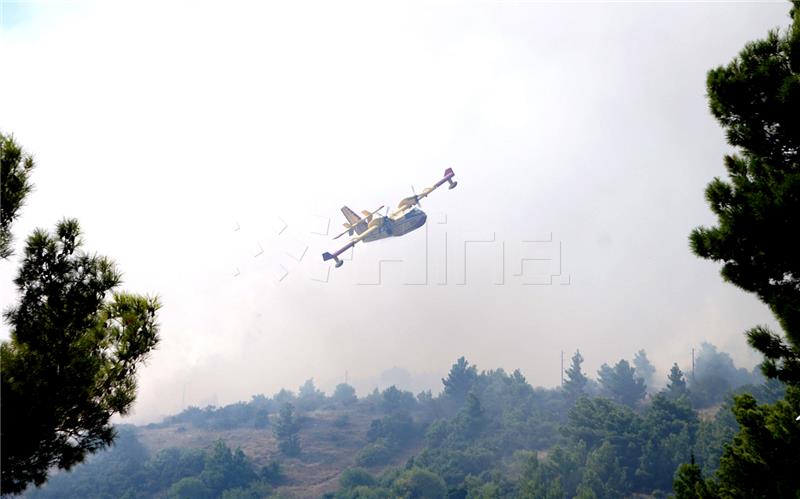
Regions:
[[341, 206, 361, 225], [341, 206, 368, 235]]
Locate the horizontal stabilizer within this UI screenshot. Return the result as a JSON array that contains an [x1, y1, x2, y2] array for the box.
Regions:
[[322, 251, 344, 267]]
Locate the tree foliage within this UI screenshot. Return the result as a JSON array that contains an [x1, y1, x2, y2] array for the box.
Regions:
[[392, 468, 447, 499], [676, 3, 800, 496], [14, 349, 779, 498], [563, 350, 588, 401], [673, 457, 714, 499], [633, 349, 656, 391], [297, 378, 326, 411], [666, 363, 688, 400], [1, 219, 161, 494], [26, 435, 273, 499], [597, 360, 646, 407], [333, 383, 358, 406], [713, 385, 800, 497], [273, 403, 301, 456], [690, 0, 800, 384], [442, 356, 479, 403], [0, 132, 35, 259]]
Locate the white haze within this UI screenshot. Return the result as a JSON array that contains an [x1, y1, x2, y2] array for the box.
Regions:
[[0, 0, 790, 422]]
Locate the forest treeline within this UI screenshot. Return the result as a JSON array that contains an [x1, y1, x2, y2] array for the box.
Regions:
[[23, 344, 785, 498]]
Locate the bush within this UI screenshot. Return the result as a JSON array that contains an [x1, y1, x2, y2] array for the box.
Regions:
[[333, 414, 350, 428], [339, 468, 377, 489], [167, 477, 212, 499], [356, 440, 393, 467], [393, 468, 447, 498]]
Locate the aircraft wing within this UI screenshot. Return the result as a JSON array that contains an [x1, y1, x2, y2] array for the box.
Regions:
[[322, 223, 380, 268], [394, 168, 457, 215]]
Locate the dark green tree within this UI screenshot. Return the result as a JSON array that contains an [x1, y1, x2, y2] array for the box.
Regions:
[[167, 477, 213, 499], [332, 383, 357, 406], [442, 356, 478, 403], [273, 403, 300, 456], [339, 468, 377, 489], [689, 0, 800, 384], [666, 363, 688, 399], [0, 132, 35, 259], [381, 385, 416, 414], [563, 350, 588, 401], [272, 388, 295, 406], [199, 441, 257, 495], [679, 4, 800, 496], [297, 378, 325, 410], [632, 349, 656, 391], [576, 441, 628, 499], [597, 360, 646, 407], [392, 468, 447, 499], [1, 219, 161, 494], [456, 392, 485, 438], [518, 453, 566, 499], [692, 400, 738, 477], [635, 394, 698, 492], [713, 385, 800, 498], [673, 456, 714, 499]]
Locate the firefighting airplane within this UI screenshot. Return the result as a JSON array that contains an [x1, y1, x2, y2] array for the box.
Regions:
[[322, 168, 458, 268]]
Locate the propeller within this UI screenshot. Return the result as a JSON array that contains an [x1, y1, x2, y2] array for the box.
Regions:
[[411, 185, 421, 207]]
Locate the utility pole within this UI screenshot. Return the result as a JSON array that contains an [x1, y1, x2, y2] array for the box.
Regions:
[[691, 348, 695, 380], [560, 350, 564, 386]]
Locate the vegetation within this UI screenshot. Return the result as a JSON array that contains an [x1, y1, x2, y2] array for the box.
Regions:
[[18, 347, 782, 498], [1, 218, 161, 494], [24, 428, 278, 499], [676, 2, 800, 497], [273, 403, 301, 457], [0, 132, 36, 259], [690, 0, 800, 385], [596, 359, 646, 408], [563, 350, 588, 401], [633, 349, 657, 392], [1, 134, 162, 494]]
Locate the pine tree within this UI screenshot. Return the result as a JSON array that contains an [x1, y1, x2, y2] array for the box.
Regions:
[[458, 392, 485, 437], [0, 132, 35, 259], [563, 350, 588, 400], [678, 2, 800, 496], [690, 0, 800, 384], [442, 356, 478, 403], [597, 360, 646, 407], [673, 455, 713, 499], [666, 363, 688, 399], [296, 378, 325, 410], [332, 383, 357, 406], [1, 219, 161, 494], [713, 386, 800, 497], [577, 441, 628, 499], [273, 403, 300, 456], [632, 349, 656, 391]]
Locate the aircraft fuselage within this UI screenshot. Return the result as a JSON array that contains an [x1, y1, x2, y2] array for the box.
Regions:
[[362, 207, 427, 243]]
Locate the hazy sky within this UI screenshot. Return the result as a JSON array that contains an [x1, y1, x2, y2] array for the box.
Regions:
[[0, 0, 792, 423]]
